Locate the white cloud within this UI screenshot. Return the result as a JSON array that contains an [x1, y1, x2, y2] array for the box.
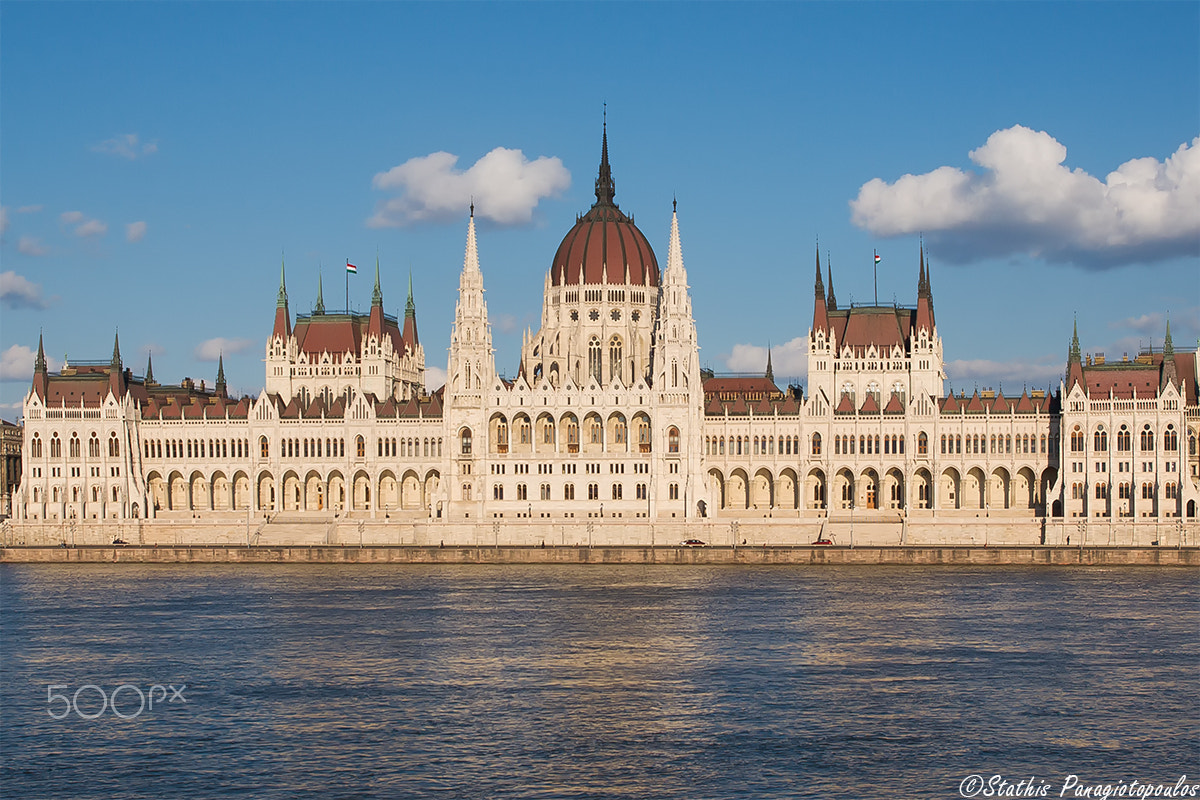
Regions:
[[0, 206, 8, 235], [17, 204, 44, 214], [425, 365, 447, 393], [850, 126, 1200, 268], [0, 344, 60, 381], [90, 133, 158, 160], [723, 336, 808, 379], [75, 219, 107, 238], [368, 147, 571, 227], [194, 338, 253, 362], [17, 236, 48, 257], [945, 355, 1063, 393], [60, 211, 107, 238], [0, 271, 51, 309], [126, 221, 147, 243]]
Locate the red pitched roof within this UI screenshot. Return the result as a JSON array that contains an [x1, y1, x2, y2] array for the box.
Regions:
[[834, 393, 856, 414], [882, 392, 905, 414], [830, 306, 914, 351]]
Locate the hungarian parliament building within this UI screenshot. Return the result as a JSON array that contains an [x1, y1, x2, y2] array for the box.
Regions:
[[11, 130, 1200, 530]]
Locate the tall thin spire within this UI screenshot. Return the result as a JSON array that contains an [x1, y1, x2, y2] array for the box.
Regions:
[[145, 351, 155, 384], [826, 256, 838, 311], [594, 106, 616, 207], [463, 204, 481, 276], [277, 253, 289, 309], [812, 243, 829, 334], [765, 344, 774, 383], [1069, 316, 1081, 364], [35, 332, 47, 374], [403, 269, 419, 348], [314, 270, 325, 315], [1164, 315, 1175, 357], [371, 255, 383, 307], [216, 353, 227, 397], [406, 271, 416, 315], [111, 330, 122, 369]]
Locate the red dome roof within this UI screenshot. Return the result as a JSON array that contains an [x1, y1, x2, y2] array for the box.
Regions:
[[549, 125, 659, 287]]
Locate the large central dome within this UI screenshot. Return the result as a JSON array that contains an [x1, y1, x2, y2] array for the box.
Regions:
[[549, 126, 659, 287]]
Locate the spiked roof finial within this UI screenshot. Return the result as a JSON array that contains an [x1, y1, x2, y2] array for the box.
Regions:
[[145, 351, 155, 384], [594, 106, 616, 207], [372, 255, 382, 307], [315, 269, 325, 315], [35, 331, 47, 374], [277, 253, 289, 309], [216, 353, 227, 393], [111, 329, 122, 369]]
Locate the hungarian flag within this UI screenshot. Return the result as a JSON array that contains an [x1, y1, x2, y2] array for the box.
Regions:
[[346, 261, 358, 274], [874, 253, 882, 264]]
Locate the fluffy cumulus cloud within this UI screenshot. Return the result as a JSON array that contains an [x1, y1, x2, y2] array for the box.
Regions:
[[850, 126, 1200, 268], [17, 236, 48, 257], [0, 271, 51, 309], [90, 133, 158, 160], [424, 365, 447, 393], [0, 344, 60, 381], [945, 355, 1064, 393], [126, 221, 147, 243], [194, 337, 253, 362], [60, 211, 107, 238], [723, 336, 809, 380], [368, 147, 571, 227]]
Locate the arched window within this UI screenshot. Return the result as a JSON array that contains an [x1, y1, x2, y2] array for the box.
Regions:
[[1140, 425, 1154, 451], [69, 434, 80, 459], [50, 433, 61, 459], [668, 427, 680, 453], [1117, 426, 1131, 451], [31, 434, 42, 459], [460, 429, 472, 456], [89, 434, 100, 457], [1070, 426, 1084, 452], [1163, 425, 1178, 451], [588, 337, 602, 384], [812, 432, 822, 456], [109, 433, 120, 457], [1094, 427, 1108, 452], [940, 434, 946, 455], [609, 336, 623, 384], [918, 432, 928, 455]]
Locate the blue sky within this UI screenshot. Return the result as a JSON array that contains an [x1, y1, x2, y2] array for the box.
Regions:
[[2, 2, 1197, 417]]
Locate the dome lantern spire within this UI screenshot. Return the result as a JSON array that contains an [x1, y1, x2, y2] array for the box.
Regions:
[[594, 106, 617, 208]]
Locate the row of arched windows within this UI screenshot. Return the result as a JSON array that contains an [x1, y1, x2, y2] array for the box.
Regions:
[[1071, 424, 1178, 453], [30, 432, 119, 459], [145, 437, 248, 461], [378, 437, 443, 458]]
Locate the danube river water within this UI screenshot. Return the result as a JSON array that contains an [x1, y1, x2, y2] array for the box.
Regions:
[[1, 564, 1197, 799]]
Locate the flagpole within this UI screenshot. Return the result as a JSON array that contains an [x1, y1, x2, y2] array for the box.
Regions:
[[346, 259, 349, 313], [874, 249, 878, 305]]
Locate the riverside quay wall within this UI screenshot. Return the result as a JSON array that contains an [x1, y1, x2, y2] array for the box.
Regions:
[[2, 543, 1198, 566], [3, 515, 1197, 550], [2, 516, 1198, 565]]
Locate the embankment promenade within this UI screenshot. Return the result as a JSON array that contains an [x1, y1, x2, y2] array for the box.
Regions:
[[3, 543, 1198, 566]]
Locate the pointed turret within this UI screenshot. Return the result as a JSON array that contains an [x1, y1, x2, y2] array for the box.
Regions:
[[108, 329, 125, 398], [314, 271, 325, 315], [812, 244, 829, 334], [32, 332, 48, 398], [765, 346, 774, 384], [595, 110, 616, 208], [145, 351, 156, 386], [448, 205, 494, 398], [367, 254, 386, 342], [402, 270, 420, 350], [915, 243, 936, 333], [372, 256, 383, 308], [1161, 316, 1178, 391], [272, 255, 292, 341], [1066, 316, 1085, 391], [826, 257, 838, 311], [215, 354, 228, 398]]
